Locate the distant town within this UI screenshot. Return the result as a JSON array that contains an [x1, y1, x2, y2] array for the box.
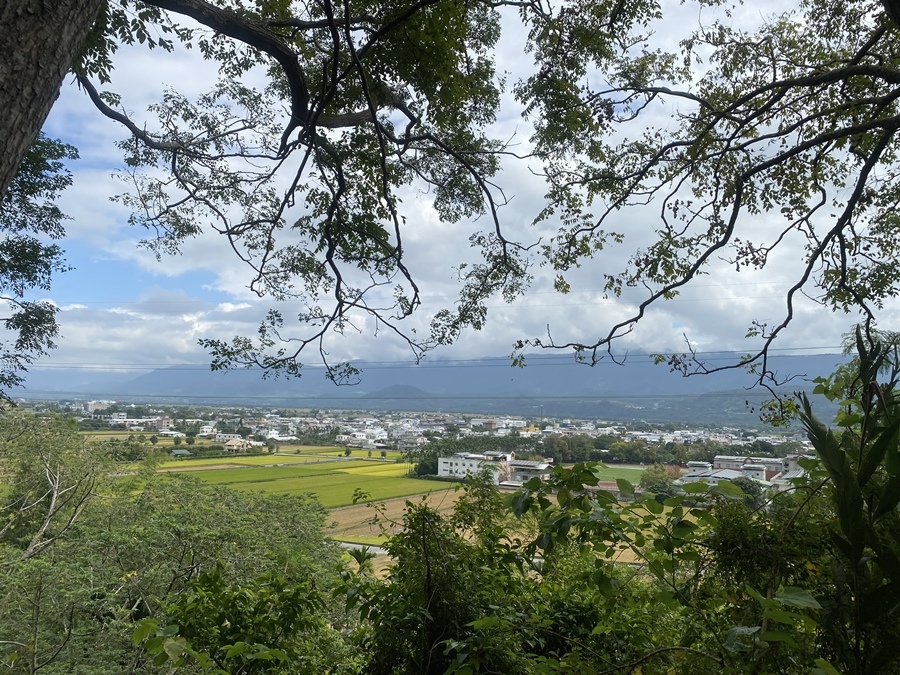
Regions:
[[22, 396, 814, 496]]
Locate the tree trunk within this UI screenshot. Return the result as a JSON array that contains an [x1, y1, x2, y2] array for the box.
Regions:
[[0, 0, 104, 200]]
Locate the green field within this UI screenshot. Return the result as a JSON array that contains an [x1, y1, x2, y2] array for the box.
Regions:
[[184, 460, 401, 485], [156, 454, 646, 510], [235, 473, 450, 509], [590, 464, 646, 483], [159, 455, 430, 508], [158, 454, 327, 469], [266, 445, 402, 458]]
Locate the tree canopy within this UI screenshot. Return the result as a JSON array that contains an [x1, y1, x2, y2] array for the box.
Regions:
[[0, 134, 76, 395], [3, 0, 900, 387]]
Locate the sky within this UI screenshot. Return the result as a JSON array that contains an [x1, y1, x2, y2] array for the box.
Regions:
[[12, 1, 891, 393]]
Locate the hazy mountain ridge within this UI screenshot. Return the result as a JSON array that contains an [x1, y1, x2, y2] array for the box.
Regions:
[[15, 353, 846, 423]]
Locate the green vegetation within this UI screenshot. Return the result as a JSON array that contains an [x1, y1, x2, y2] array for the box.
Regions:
[[197, 466, 445, 508], [239, 474, 451, 509], [2, 332, 900, 674], [0, 416, 351, 674], [158, 455, 443, 507], [5, 0, 900, 671], [185, 461, 386, 484], [0, 133, 76, 397]]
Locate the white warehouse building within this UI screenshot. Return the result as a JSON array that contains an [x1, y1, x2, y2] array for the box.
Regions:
[[437, 451, 513, 484]]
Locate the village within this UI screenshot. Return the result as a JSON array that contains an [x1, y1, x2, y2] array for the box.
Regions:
[[60, 398, 814, 494]]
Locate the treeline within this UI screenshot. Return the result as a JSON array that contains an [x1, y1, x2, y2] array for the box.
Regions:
[[288, 426, 340, 446], [413, 432, 802, 471]]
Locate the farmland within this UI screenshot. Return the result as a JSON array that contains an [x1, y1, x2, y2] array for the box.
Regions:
[[156, 452, 645, 513], [160, 453, 436, 508]]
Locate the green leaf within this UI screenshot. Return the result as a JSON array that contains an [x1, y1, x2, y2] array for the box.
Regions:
[[713, 480, 744, 497], [225, 642, 249, 658], [163, 637, 187, 661], [132, 618, 158, 646], [160, 623, 180, 637], [469, 616, 504, 630], [510, 490, 532, 518], [644, 498, 663, 514], [758, 630, 797, 646], [615, 478, 634, 495], [812, 658, 842, 675], [764, 608, 810, 627], [745, 585, 778, 610], [859, 416, 900, 485], [594, 489, 618, 504], [873, 474, 900, 521], [775, 587, 821, 610]]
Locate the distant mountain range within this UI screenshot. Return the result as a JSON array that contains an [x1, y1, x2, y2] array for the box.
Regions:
[[15, 352, 847, 424]]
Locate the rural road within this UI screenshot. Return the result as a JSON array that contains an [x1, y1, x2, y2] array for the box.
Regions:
[[337, 541, 387, 556]]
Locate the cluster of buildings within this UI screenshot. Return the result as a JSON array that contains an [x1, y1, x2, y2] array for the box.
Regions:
[[677, 454, 809, 492], [434, 450, 810, 493], [79, 398, 806, 450], [79, 402, 812, 490], [437, 451, 553, 486]]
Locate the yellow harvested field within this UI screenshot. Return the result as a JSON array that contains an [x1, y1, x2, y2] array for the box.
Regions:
[[340, 463, 410, 477], [328, 489, 460, 543]]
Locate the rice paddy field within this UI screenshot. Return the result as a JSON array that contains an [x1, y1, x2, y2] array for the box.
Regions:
[[157, 453, 646, 513], [157, 453, 331, 469], [160, 454, 435, 508]]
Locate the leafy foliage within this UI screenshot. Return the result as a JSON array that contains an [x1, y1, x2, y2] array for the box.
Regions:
[[0, 458, 346, 674], [0, 413, 106, 564], [70, 0, 524, 381], [0, 134, 76, 395], [508, 0, 900, 383], [6, 333, 900, 674], [799, 326, 900, 672]]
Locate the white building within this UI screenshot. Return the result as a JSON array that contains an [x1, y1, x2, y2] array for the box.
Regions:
[[437, 451, 512, 484], [506, 459, 553, 484]]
